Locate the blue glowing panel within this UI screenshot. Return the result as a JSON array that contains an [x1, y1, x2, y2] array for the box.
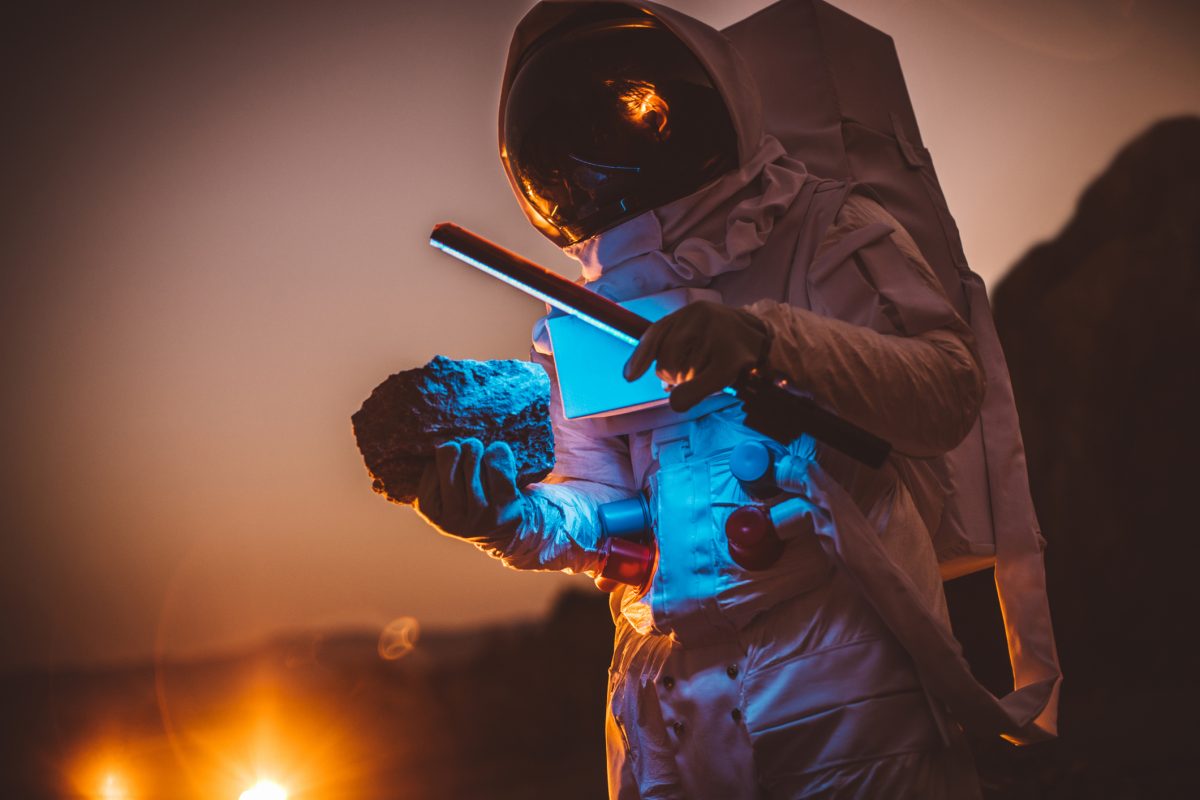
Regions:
[[548, 289, 718, 420]]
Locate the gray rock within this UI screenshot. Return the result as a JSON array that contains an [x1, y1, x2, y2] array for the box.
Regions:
[[352, 356, 555, 506]]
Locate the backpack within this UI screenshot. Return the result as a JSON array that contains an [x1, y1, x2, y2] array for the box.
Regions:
[[722, 0, 1060, 742], [726, 0, 1013, 581]]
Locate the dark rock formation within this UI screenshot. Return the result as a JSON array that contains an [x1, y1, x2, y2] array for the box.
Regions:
[[952, 116, 1200, 798], [352, 356, 555, 505], [994, 115, 1200, 684]]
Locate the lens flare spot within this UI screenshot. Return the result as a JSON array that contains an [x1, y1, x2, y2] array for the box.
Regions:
[[377, 616, 420, 660], [239, 779, 288, 800]]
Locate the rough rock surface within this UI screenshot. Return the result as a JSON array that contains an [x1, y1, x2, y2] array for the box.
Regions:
[[352, 356, 554, 505]]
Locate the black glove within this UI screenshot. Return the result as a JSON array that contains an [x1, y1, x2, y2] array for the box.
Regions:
[[624, 301, 770, 411], [414, 439, 531, 542]]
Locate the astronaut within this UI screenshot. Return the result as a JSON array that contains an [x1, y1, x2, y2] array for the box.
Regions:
[[416, 2, 1046, 797]]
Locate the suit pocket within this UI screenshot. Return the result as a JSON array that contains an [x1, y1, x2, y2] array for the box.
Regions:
[[743, 635, 941, 781]]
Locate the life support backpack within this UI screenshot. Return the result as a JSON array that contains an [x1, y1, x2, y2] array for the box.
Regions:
[[721, 1, 1060, 742], [725, 0, 1020, 581]]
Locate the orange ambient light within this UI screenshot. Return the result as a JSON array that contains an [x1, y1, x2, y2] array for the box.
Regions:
[[98, 772, 131, 800], [239, 778, 288, 800]]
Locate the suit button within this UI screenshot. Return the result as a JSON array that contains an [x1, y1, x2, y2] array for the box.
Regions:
[[672, 721, 685, 735], [726, 664, 739, 679], [662, 675, 675, 689], [731, 708, 743, 722]]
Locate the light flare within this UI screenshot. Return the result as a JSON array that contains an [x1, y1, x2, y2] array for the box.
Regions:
[[98, 772, 130, 800], [378, 615, 420, 661], [239, 779, 288, 800], [69, 749, 137, 800]]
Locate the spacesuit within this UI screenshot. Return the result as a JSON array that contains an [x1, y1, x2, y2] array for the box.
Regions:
[[417, 2, 1054, 797]]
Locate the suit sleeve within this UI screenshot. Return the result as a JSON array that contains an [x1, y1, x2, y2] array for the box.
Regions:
[[747, 192, 985, 458]]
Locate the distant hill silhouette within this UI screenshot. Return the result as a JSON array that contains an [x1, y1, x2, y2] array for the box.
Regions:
[[0, 589, 615, 799]]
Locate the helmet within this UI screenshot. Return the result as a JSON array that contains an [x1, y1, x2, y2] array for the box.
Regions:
[[502, 12, 738, 247]]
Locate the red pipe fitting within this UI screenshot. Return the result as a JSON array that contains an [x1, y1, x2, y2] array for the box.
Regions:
[[725, 505, 784, 571], [599, 537, 656, 589]]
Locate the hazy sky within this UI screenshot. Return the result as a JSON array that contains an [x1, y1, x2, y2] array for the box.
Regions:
[[2, 0, 1197, 669]]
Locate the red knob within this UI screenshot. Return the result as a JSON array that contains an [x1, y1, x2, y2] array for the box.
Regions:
[[725, 505, 784, 571], [599, 537, 656, 588]]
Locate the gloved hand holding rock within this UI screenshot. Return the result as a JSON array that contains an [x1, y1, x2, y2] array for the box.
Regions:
[[414, 437, 614, 580], [415, 438, 531, 543], [623, 300, 771, 412]]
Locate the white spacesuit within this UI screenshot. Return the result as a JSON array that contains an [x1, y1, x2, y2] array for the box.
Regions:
[[417, 2, 1058, 798]]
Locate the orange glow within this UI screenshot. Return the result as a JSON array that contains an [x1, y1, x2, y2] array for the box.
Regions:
[[98, 772, 131, 800], [148, 644, 380, 799], [518, 172, 560, 222], [68, 750, 138, 800], [239, 779, 288, 800], [609, 79, 670, 140]]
